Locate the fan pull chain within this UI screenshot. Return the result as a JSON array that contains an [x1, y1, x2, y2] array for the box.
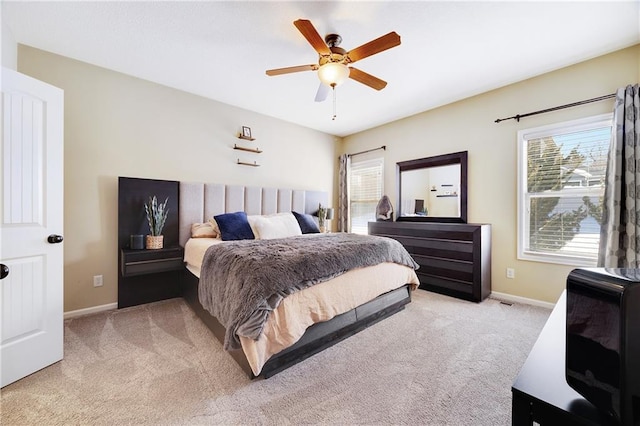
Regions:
[[332, 85, 337, 121]]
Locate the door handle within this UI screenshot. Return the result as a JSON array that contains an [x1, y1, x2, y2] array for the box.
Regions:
[[47, 234, 64, 244], [0, 264, 8, 280]]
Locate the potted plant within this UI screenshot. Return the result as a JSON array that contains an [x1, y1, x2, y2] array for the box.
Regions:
[[144, 195, 169, 249]]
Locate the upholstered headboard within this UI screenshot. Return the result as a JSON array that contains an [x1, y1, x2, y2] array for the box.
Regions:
[[179, 183, 328, 246]]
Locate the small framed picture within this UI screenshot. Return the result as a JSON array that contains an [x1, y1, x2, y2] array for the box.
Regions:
[[242, 126, 252, 139]]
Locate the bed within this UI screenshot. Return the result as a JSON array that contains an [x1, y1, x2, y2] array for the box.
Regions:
[[179, 183, 420, 378]]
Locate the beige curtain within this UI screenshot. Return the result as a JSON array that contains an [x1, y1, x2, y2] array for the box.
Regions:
[[598, 84, 640, 267], [337, 154, 350, 232]]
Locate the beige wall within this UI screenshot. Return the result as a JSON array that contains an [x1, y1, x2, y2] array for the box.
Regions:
[[16, 42, 640, 310], [18, 45, 338, 312], [342, 44, 640, 304]]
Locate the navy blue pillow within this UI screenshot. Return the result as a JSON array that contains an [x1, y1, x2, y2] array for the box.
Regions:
[[214, 211, 255, 241], [292, 211, 320, 234]]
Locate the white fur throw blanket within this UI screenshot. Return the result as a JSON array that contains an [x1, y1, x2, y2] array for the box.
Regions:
[[198, 233, 419, 350]]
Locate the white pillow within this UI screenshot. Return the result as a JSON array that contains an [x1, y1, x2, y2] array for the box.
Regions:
[[252, 213, 302, 240], [246, 215, 262, 239]]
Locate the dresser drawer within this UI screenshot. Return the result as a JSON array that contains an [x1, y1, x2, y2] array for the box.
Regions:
[[415, 260, 474, 283], [418, 273, 473, 295]]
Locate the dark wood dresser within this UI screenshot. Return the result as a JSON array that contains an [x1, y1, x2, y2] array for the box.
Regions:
[[368, 221, 491, 302]]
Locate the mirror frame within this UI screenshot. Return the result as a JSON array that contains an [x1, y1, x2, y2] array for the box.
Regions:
[[396, 151, 468, 223]]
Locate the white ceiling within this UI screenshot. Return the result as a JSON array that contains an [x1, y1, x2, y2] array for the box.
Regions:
[[3, 1, 639, 137]]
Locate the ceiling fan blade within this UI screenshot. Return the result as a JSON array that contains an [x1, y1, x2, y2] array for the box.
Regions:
[[314, 83, 330, 102], [266, 64, 318, 76], [294, 19, 331, 56], [347, 31, 401, 63], [348, 67, 387, 91]]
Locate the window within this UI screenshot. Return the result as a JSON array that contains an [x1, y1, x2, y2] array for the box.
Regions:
[[349, 157, 383, 234], [517, 114, 612, 266]]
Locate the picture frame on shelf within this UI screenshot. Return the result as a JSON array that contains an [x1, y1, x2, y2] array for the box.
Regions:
[[242, 126, 252, 139]]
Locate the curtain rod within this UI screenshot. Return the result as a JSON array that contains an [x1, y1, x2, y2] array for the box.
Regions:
[[494, 93, 616, 123], [348, 145, 386, 158]]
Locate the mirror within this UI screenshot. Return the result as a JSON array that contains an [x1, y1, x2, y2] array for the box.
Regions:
[[396, 151, 467, 223]]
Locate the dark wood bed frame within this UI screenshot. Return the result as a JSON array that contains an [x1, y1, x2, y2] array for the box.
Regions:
[[181, 268, 412, 379]]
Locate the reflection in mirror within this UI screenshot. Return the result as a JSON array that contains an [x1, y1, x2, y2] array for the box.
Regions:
[[396, 151, 467, 223], [400, 164, 461, 217]]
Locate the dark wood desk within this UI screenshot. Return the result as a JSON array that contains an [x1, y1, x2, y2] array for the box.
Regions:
[[511, 291, 614, 425]]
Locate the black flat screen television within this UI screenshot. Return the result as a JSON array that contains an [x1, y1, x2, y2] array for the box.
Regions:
[[566, 268, 640, 426]]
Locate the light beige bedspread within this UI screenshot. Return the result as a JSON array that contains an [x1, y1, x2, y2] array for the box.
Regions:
[[184, 237, 419, 376]]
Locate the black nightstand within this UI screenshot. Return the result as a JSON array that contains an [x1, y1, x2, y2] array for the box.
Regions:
[[120, 246, 184, 277], [118, 246, 184, 308]]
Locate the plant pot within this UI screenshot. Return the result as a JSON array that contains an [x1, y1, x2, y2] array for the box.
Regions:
[[318, 218, 326, 233], [146, 235, 164, 250]]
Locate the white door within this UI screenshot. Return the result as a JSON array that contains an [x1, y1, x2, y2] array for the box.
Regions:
[[0, 68, 64, 388]]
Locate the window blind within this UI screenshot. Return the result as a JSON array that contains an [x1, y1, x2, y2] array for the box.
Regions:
[[349, 158, 383, 234], [524, 126, 610, 263]]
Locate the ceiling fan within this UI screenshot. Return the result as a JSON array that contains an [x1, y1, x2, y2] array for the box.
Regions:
[[266, 19, 401, 102]]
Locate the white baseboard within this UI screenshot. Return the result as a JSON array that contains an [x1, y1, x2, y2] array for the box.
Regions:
[[490, 291, 555, 310], [64, 302, 118, 319]]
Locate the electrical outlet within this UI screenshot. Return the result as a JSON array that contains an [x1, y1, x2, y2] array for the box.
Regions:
[[93, 275, 103, 287], [506, 268, 515, 279]]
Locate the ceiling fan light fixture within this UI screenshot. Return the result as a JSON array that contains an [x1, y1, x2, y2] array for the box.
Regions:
[[318, 62, 350, 88]]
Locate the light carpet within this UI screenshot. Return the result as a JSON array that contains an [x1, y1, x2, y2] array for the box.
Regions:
[[0, 290, 550, 425]]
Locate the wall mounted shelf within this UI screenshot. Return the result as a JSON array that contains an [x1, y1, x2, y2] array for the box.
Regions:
[[235, 129, 260, 166], [233, 144, 262, 153]]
